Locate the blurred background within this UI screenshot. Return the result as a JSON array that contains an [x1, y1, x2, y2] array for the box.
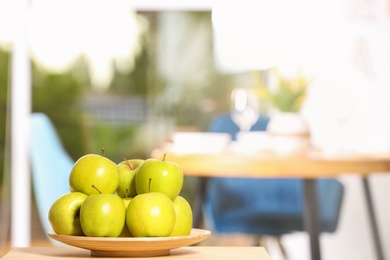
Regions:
[[1, 0, 390, 259], [0, 1, 235, 256]]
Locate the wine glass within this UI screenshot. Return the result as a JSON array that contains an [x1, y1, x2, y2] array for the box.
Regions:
[[230, 88, 260, 132]]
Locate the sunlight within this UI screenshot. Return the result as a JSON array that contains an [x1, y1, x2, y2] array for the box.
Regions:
[[28, 0, 146, 90], [212, 0, 351, 76], [0, 0, 146, 90], [0, 0, 19, 49]]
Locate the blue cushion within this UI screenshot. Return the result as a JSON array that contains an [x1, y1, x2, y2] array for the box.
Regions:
[[203, 114, 344, 235], [205, 178, 344, 235], [30, 113, 74, 236]]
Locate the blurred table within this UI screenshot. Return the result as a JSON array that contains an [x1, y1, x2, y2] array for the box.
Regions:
[[153, 149, 390, 260], [2, 246, 271, 259]]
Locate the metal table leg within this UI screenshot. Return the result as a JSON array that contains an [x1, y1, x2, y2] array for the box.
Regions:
[[192, 177, 208, 228], [362, 177, 384, 260], [303, 178, 321, 260]]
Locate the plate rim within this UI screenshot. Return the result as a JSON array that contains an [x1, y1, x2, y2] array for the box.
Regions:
[[48, 228, 210, 241], [48, 228, 211, 253]]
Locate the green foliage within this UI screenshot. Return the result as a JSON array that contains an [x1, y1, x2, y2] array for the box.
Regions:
[[255, 69, 310, 113], [0, 48, 90, 185], [85, 122, 146, 164], [0, 12, 241, 192], [31, 64, 87, 160], [0, 49, 10, 185], [110, 35, 150, 96], [161, 74, 233, 131], [149, 12, 233, 131]]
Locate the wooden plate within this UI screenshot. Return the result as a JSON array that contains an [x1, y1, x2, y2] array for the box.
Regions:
[[48, 228, 211, 257]]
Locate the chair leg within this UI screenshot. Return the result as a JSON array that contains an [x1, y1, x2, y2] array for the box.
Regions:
[[257, 235, 288, 259], [257, 235, 265, 246], [275, 236, 288, 260]]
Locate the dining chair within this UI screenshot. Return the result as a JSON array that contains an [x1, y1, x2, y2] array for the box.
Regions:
[[195, 114, 344, 256], [30, 113, 74, 238]]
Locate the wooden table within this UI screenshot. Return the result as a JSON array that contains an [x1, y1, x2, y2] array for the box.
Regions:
[[153, 149, 390, 260], [2, 246, 271, 259]]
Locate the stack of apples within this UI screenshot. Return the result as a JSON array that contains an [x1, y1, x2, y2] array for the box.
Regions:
[[48, 152, 193, 238]]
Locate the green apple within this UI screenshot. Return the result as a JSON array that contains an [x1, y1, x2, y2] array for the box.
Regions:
[[126, 192, 176, 237], [116, 159, 144, 198], [69, 153, 119, 195], [48, 192, 87, 236], [80, 191, 126, 237], [120, 196, 133, 237], [170, 196, 193, 236], [135, 156, 183, 201]]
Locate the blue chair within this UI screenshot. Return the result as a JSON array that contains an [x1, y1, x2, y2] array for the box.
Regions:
[[197, 114, 344, 251], [30, 113, 74, 238]]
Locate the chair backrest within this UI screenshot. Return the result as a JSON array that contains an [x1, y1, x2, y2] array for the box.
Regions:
[[208, 114, 270, 140], [203, 114, 344, 235], [30, 113, 74, 235]]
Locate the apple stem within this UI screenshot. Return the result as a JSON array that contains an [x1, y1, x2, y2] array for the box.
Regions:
[[148, 178, 152, 193], [126, 187, 129, 199], [92, 184, 102, 194], [162, 154, 166, 161], [101, 148, 105, 156], [123, 158, 133, 170]]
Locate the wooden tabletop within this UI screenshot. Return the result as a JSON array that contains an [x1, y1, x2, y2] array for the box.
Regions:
[[2, 246, 271, 260], [153, 149, 390, 178]]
